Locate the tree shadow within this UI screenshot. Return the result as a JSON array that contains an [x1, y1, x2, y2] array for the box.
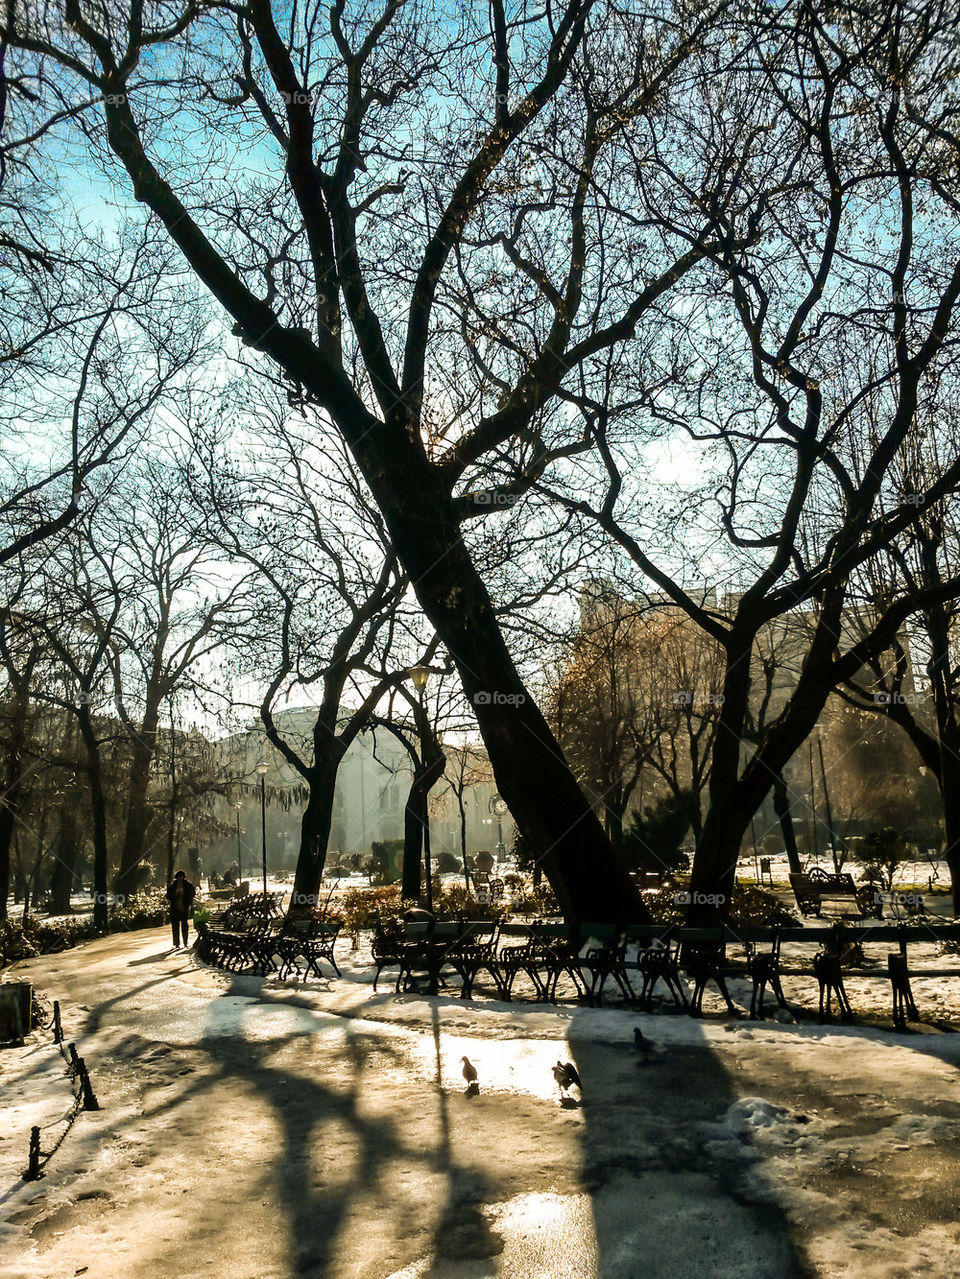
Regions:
[[568, 1006, 816, 1278]]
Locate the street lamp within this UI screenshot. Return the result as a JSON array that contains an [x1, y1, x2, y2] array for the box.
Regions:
[[407, 666, 433, 913], [410, 666, 431, 693], [490, 796, 508, 862], [234, 802, 243, 885], [257, 762, 269, 896]]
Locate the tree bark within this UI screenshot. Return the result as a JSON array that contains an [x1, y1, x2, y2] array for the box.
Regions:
[[77, 710, 109, 930], [362, 462, 646, 921], [401, 774, 426, 901], [49, 806, 81, 914], [290, 755, 343, 913], [115, 708, 161, 894], [0, 805, 13, 921], [401, 751, 446, 903], [687, 626, 755, 921], [771, 772, 803, 876], [0, 697, 30, 922]]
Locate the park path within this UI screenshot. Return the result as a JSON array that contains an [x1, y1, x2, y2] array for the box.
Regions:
[[3, 928, 960, 1278]]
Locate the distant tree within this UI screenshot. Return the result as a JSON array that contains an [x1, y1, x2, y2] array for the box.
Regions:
[[369, 838, 404, 886], [621, 794, 691, 878], [852, 827, 912, 895], [194, 400, 416, 911]]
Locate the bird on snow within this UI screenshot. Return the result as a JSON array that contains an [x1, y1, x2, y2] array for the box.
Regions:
[[553, 1060, 582, 1098], [633, 1026, 663, 1063], [461, 1056, 480, 1095]]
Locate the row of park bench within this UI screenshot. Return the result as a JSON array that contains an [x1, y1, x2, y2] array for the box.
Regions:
[[372, 917, 960, 1028], [198, 896, 341, 981]]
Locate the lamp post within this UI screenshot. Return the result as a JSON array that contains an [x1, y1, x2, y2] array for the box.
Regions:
[[234, 802, 243, 885], [409, 666, 433, 914], [257, 762, 269, 896], [490, 796, 508, 863]]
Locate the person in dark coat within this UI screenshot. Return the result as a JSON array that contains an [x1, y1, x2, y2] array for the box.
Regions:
[[166, 870, 196, 948]]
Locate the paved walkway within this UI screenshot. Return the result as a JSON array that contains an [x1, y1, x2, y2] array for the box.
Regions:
[[4, 929, 960, 1278]]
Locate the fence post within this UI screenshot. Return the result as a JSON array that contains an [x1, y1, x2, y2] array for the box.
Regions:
[[23, 1126, 42, 1181], [76, 1058, 100, 1111], [53, 1000, 63, 1044]]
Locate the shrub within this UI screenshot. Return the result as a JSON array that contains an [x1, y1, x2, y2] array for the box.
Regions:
[[0, 889, 190, 970], [340, 885, 406, 946], [111, 891, 169, 931], [622, 793, 692, 875], [432, 884, 510, 922], [512, 883, 561, 918], [0, 915, 99, 969], [852, 827, 912, 893], [0, 919, 37, 967], [647, 882, 797, 928], [369, 839, 403, 886]]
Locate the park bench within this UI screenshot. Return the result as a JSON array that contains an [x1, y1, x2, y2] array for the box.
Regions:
[[789, 869, 880, 919], [789, 922, 960, 1027], [203, 901, 339, 982], [371, 920, 464, 994], [371, 922, 406, 993], [529, 920, 587, 1002], [447, 920, 501, 999], [574, 922, 632, 1005], [491, 921, 552, 1000], [274, 916, 341, 980]]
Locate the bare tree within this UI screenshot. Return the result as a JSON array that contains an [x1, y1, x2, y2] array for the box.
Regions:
[[194, 400, 427, 909], [0, 224, 205, 571], [529, 2, 960, 919], [75, 455, 254, 894], [2, 0, 754, 921], [839, 443, 960, 907]]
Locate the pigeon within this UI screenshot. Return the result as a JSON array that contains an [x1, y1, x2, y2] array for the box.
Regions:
[[461, 1056, 479, 1095], [633, 1026, 663, 1063], [553, 1060, 582, 1098]]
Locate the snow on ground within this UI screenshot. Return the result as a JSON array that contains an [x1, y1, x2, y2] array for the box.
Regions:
[[3, 928, 960, 1278]]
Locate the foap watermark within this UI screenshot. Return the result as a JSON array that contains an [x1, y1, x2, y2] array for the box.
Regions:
[[472, 690, 526, 707], [471, 490, 519, 508], [872, 690, 924, 707], [290, 891, 323, 909], [673, 690, 724, 707], [874, 889, 925, 909], [673, 890, 726, 907], [91, 891, 126, 907]]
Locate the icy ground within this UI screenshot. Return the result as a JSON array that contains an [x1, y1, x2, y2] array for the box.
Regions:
[[3, 928, 960, 1278]]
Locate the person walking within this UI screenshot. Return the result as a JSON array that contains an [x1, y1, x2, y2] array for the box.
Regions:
[[166, 870, 196, 949]]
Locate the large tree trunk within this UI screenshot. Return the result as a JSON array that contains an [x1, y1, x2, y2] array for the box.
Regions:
[[322, 422, 648, 924], [49, 805, 81, 914], [115, 707, 161, 894], [0, 703, 29, 922], [401, 775, 426, 901], [926, 603, 960, 917], [78, 711, 109, 930], [290, 755, 342, 913], [937, 727, 960, 917], [0, 804, 13, 921], [604, 791, 626, 855], [687, 627, 755, 921], [457, 791, 470, 890], [771, 771, 803, 876], [401, 752, 446, 903]]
